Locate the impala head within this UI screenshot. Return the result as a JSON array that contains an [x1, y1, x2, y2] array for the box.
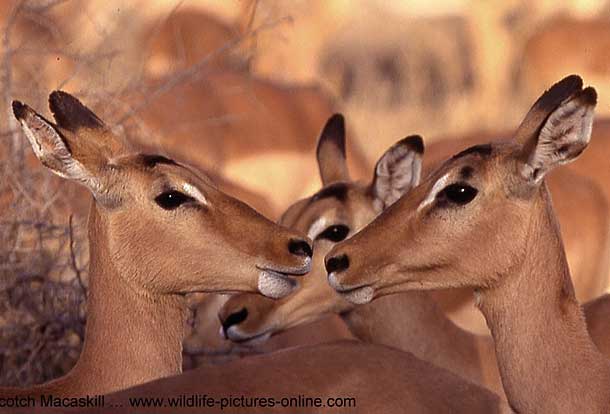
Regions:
[[325, 75, 596, 304], [218, 113, 423, 343], [13, 92, 312, 299]]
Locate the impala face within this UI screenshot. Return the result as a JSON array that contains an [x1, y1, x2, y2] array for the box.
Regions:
[[219, 114, 423, 343], [325, 75, 596, 304], [13, 92, 312, 299]]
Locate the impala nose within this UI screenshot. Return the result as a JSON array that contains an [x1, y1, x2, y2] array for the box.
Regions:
[[325, 254, 349, 274], [220, 307, 249, 338], [288, 238, 313, 258]]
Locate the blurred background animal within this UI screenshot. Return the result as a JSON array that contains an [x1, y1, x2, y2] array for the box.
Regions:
[[2, 0, 610, 388]]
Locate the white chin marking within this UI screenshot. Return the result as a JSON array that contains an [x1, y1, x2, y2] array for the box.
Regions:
[[340, 286, 375, 305], [258, 270, 297, 299], [226, 327, 271, 346]]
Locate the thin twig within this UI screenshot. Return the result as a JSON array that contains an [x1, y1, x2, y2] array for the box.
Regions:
[[2, 0, 25, 162]]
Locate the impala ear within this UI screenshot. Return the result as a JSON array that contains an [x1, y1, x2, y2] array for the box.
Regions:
[[316, 113, 350, 185], [517, 80, 596, 184], [12, 91, 129, 205], [371, 135, 424, 211]]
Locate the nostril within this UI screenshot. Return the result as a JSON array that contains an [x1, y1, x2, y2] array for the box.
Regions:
[[325, 254, 349, 274], [288, 238, 313, 258], [221, 307, 249, 333]]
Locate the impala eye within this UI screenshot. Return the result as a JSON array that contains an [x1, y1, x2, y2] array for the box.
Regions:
[[437, 183, 478, 206], [155, 191, 195, 210], [316, 224, 350, 242]]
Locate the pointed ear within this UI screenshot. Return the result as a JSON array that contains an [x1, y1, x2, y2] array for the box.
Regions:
[[371, 135, 424, 210], [13, 91, 128, 204], [316, 113, 350, 185], [517, 78, 596, 184], [48, 91, 128, 163]]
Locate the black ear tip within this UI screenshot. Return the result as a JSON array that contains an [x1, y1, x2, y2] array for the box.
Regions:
[[49, 90, 76, 109], [328, 113, 345, 124], [553, 74, 583, 93], [318, 113, 346, 154], [581, 86, 597, 105], [324, 113, 345, 134], [562, 74, 583, 87], [398, 135, 424, 154], [12, 100, 27, 120]]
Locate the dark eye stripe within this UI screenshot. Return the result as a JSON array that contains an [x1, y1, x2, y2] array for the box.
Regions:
[[155, 191, 195, 210], [316, 224, 350, 242]]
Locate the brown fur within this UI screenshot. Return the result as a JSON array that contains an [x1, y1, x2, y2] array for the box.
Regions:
[[20, 341, 510, 414], [220, 123, 610, 399], [424, 120, 610, 335], [2, 93, 312, 397], [327, 76, 610, 412]]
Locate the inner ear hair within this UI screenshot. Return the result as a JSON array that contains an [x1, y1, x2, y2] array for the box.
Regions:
[[12, 99, 109, 203], [371, 135, 424, 209], [521, 86, 597, 183]]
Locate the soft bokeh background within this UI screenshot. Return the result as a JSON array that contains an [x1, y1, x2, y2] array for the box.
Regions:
[[1, 0, 609, 385]]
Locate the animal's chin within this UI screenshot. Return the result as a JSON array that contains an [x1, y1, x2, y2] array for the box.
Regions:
[[257, 270, 298, 299], [337, 285, 375, 305], [328, 272, 374, 305], [222, 326, 272, 347]]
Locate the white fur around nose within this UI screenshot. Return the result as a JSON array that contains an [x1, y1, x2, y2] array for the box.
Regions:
[[258, 271, 296, 299], [328, 273, 374, 305]]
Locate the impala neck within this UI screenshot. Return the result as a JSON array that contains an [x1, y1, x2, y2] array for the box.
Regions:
[[69, 206, 186, 395], [342, 292, 502, 394], [477, 187, 610, 412]]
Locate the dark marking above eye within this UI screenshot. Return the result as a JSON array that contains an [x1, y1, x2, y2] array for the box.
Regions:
[[310, 183, 349, 203], [140, 154, 179, 168], [460, 166, 474, 179], [451, 144, 493, 161]]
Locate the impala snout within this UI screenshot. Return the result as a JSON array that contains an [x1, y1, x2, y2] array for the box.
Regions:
[[288, 238, 313, 258], [325, 250, 374, 305], [325, 254, 349, 274], [253, 223, 313, 299], [264, 235, 313, 275], [220, 307, 249, 339], [218, 294, 277, 344]]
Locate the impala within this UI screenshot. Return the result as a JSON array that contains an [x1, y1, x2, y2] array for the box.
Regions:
[[8, 101, 509, 413], [326, 75, 610, 412], [1, 91, 312, 397], [422, 109, 610, 335], [220, 111, 610, 398]]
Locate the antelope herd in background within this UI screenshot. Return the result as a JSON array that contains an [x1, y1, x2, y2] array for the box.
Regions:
[[3, 2, 610, 414]]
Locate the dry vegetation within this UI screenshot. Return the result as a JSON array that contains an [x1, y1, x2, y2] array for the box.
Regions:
[[2, 0, 610, 388], [0, 0, 266, 386]]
